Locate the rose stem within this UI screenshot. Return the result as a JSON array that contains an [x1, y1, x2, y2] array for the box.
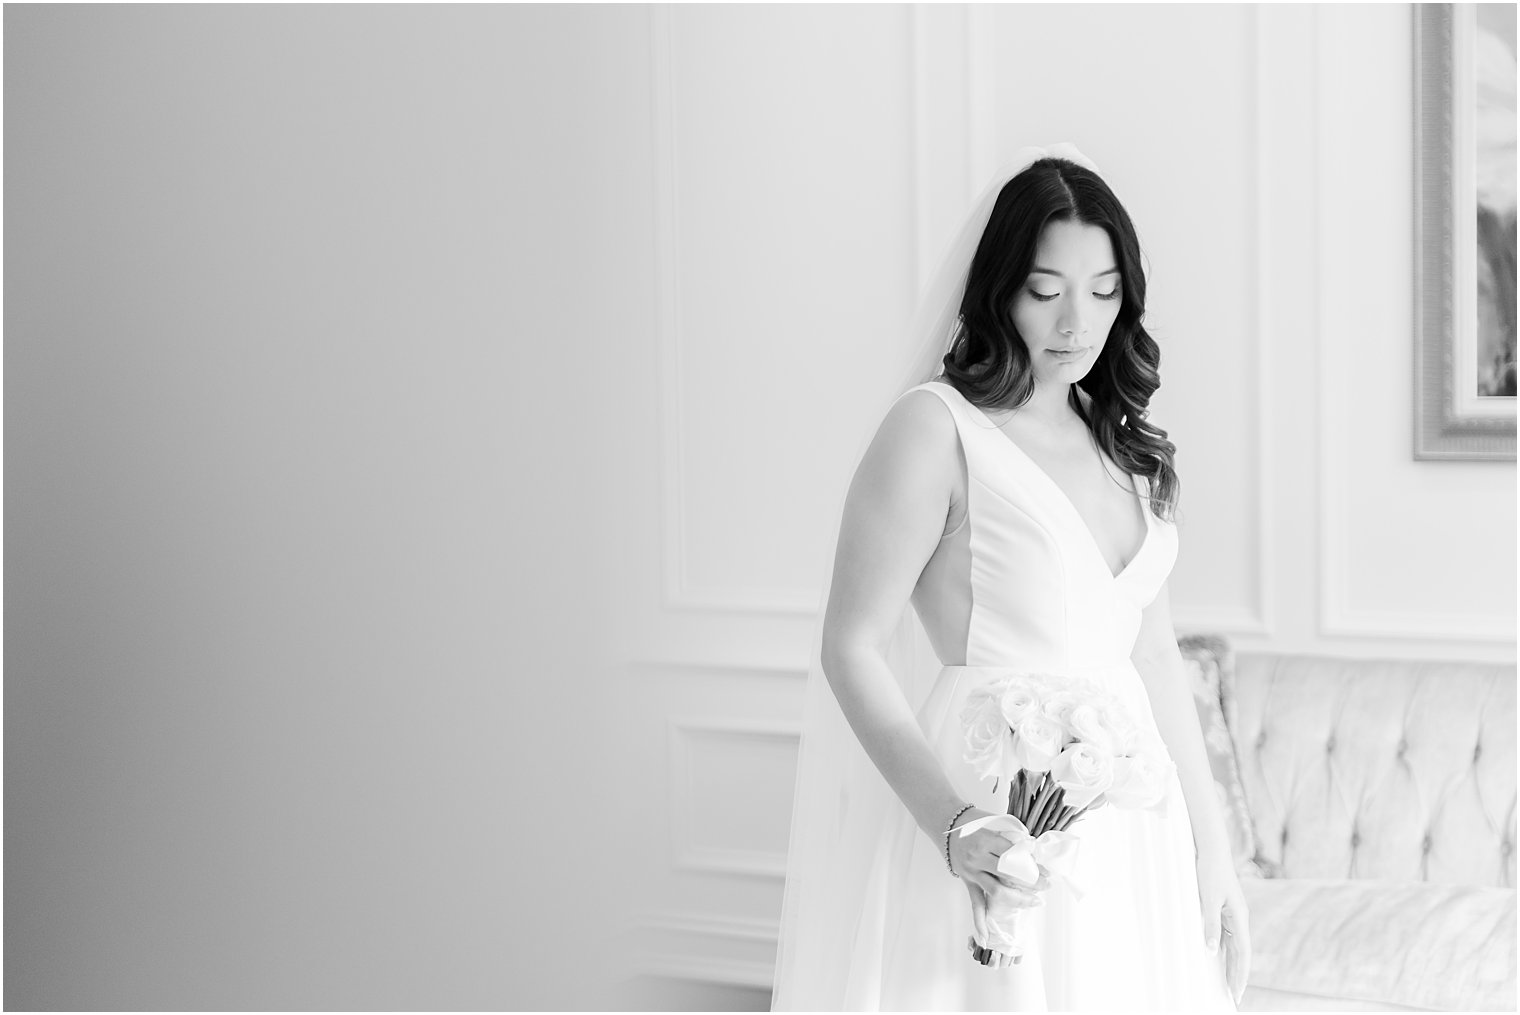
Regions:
[[1044, 780, 1065, 829], [1027, 777, 1056, 834], [1024, 775, 1048, 831], [1031, 784, 1064, 836], [1054, 805, 1086, 832], [1034, 803, 1055, 837]]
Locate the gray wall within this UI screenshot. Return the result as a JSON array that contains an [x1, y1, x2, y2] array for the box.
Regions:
[[6, 5, 643, 1008]]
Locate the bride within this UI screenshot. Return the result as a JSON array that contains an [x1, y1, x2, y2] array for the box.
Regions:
[[771, 144, 1251, 1011]]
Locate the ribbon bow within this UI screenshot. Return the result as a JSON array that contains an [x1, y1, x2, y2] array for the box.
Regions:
[[956, 813, 1087, 902]]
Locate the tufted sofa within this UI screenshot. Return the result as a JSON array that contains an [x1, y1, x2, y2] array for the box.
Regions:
[[1224, 650, 1516, 1011]]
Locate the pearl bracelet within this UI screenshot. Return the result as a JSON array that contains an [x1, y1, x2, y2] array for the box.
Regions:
[[943, 802, 976, 877]]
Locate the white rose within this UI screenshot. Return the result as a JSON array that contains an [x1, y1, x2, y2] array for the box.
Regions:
[[1040, 689, 1081, 729], [1012, 715, 1066, 773], [1068, 702, 1121, 754], [1049, 742, 1115, 809], [1106, 755, 1172, 809], [961, 687, 1012, 782], [1107, 729, 1175, 809], [1104, 699, 1141, 755], [1000, 683, 1043, 727]]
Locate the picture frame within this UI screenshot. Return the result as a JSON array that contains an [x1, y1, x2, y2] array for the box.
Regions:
[[1413, 3, 1517, 461]]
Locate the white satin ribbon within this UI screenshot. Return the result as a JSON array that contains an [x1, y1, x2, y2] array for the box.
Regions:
[[956, 813, 1087, 902]]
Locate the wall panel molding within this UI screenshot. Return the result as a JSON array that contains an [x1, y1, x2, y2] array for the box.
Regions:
[[667, 717, 801, 880], [1182, 3, 1276, 639], [1183, 3, 1275, 639], [1311, 5, 1513, 646], [965, 6, 1275, 639], [648, 6, 815, 618], [628, 657, 807, 680], [1174, 605, 1273, 638], [651, 6, 927, 618], [964, 4, 992, 195], [633, 911, 779, 990], [1245, 2, 1278, 639]]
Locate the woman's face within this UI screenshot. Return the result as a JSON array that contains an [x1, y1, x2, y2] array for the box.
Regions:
[[1009, 218, 1123, 388]]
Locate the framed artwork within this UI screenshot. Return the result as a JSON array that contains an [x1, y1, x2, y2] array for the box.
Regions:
[[1414, 3, 1517, 460]]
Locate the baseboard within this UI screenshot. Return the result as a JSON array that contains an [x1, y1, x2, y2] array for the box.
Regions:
[[629, 911, 779, 991]]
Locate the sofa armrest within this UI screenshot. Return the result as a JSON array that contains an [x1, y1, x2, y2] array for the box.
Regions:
[[1243, 878, 1516, 1011]]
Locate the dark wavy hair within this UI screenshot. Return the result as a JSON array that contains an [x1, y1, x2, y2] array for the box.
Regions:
[[938, 157, 1180, 522]]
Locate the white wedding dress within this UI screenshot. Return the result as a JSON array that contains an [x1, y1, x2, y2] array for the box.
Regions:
[[771, 379, 1237, 1011]]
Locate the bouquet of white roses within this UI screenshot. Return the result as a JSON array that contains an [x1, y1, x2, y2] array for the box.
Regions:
[[955, 671, 1176, 966]]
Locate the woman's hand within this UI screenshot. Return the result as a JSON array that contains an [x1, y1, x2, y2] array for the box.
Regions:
[[1196, 846, 1251, 1005], [948, 806, 1053, 967]]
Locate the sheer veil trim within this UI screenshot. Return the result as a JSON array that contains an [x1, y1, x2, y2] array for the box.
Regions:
[[770, 144, 1103, 1010]]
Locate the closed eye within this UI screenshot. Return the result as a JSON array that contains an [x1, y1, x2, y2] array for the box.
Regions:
[[1028, 289, 1122, 302]]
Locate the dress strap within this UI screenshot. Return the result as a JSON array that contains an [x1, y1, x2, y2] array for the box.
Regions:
[[896, 379, 969, 422], [900, 379, 995, 474], [898, 382, 976, 543]]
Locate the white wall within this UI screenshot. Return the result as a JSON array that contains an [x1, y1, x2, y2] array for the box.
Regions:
[[610, 2, 1517, 1005], [6, 5, 645, 1009], [1307, 4, 1515, 654]]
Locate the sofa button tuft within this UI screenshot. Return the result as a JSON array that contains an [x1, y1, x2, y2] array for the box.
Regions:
[[1502, 840, 1512, 857], [1474, 742, 1483, 762], [1350, 830, 1360, 848], [1421, 834, 1433, 854], [1325, 736, 1335, 754], [1257, 731, 1267, 750], [1396, 738, 1408, 758]]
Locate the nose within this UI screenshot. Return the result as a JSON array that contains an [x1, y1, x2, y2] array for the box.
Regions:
[[1058, 302, 1089, 338]]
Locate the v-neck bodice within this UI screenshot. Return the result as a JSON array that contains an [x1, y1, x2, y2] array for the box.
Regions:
[[958, 393, 1152, 581], [905, 380, 1178, 670]]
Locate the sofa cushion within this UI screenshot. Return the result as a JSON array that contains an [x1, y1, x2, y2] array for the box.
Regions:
[[1230, 653, 1516, 887], [1239, 984, 1427, 1011], [1179, 634, 1272, 879], [1242, 877, 1517, 1011]]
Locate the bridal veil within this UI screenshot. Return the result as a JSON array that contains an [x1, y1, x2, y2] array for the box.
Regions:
[[769, 144, 1103, 1010]]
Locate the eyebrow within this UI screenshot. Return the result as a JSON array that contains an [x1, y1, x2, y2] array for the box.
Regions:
[[1029, 267, 1121, 279]]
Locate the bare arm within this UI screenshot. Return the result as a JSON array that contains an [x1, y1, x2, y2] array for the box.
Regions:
[[824, 388, 1095, 963], [1131, 580, 1253, 999], [1129, 580, 1232, 864], [820, 389, 966, 843]]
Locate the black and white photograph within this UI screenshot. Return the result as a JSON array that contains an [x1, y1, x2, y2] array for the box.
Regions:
[[6, 3, 1517, 1013], [1474, 4, 1516, 400], [1415, 2, 1518, 458]]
